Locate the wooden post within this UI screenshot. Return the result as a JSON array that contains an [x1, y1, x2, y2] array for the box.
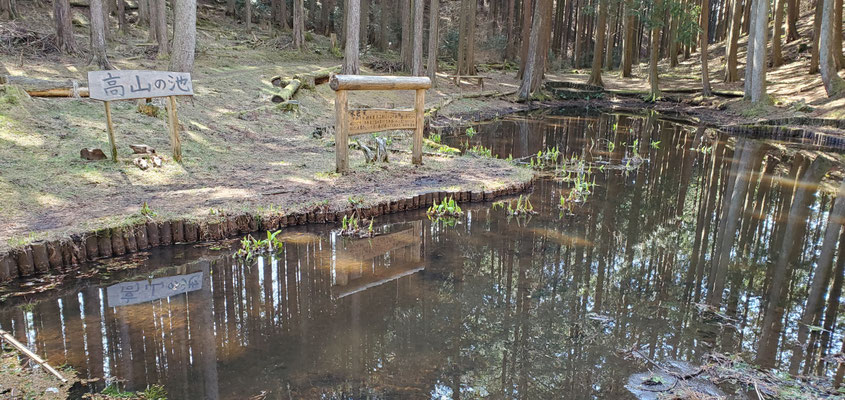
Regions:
[[166, 96, 182, 162], [104, 101, 118, 162], [335, 90, 349, 173], [413, 89, 424, 165]]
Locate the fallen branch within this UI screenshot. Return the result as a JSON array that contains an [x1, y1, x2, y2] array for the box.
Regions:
[[426, 90, 516, 117], [271, 65, 340, 88], [0, 329, 67, 383], [1, 75, 88, 98]]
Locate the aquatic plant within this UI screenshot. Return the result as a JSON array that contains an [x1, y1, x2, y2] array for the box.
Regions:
[[429, 132, 442, 143], [465, 126, 477, 138], [338, 212, 375, 238], [529, 146, 561, 170], [234, 230, 284, 261], [467, 144, 493, 158], [427, 196, 463, 218]]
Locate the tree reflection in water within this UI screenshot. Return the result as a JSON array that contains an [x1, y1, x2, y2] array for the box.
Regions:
[[2, 110, 844, 399]]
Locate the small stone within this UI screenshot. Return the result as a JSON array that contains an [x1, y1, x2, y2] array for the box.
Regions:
[[133, 157, 150, 170], [45, 387, 59, 394], [151, 156, 163, 167], [80, 148, 107, 160], [130, 144, 156, 154]]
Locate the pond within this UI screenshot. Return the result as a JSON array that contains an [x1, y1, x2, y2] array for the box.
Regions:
[[2, 109, 844, 399]]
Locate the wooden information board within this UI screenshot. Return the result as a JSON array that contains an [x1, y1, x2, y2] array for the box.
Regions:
[[330, 75, 431, 173], [87, 70, 193, 162], [348, 109, 417, 134]]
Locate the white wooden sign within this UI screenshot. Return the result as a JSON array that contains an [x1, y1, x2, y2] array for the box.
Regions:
[[106, 271, 203, 306], [88, 70, 194, 101]]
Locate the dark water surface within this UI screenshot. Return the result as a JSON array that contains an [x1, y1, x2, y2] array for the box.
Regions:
[[2, 110, 844, 399]]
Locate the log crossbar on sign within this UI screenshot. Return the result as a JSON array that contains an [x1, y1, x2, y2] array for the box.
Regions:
[[330, 75, 431, 173], [87, 70, 194, 163]]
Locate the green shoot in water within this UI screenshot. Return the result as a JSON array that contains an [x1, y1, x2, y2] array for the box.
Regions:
[[427, 196, 463, 218], [235, 230, 284, 261], [465, 126, 477, 138], [495, 195, 537, 216]]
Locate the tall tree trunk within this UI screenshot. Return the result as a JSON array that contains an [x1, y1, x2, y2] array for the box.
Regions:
[[378, 0, 389, 50], [701, 0, 712, 94], [748, 0, 768, 102], [772, 0, 786, 67], [226, 0, 235, 17], [54, 0, 78, 53], [148, 0, 158, 41], [518, 0, 534, 77], [170, 0, 197, 72], [412, 0, 424, 75], [834, 0, 843, 68], [427, 0, 439, 85], [668, 12, 679, 68], [647, 0, 661, 100], [819, 0, 845, 95], [505, 0, 516, 60], [587, 0, 608, 86], [118, 0, 126, 33], [139, 0, 149, 25], [810, 0, 824, 73], [786, 0, 800, 40], [293, 0, 304, 50], [89, 0, 113, 68], [604, 1, 620, 70], [724, 0, 743, 81], [154, 0, 168, 56], [244, 0, 252, 31], [343, 0, 360, 73], [360, 0, 370, 45], [401, 0, 412, 70], [518, 0, 552, 99], [280, 0, 289, 29], [620, 3, 634, 77]]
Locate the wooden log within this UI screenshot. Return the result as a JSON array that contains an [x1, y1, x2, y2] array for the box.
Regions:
[[14, 248, 33, 276], [0, 75, 87, 97], [271, 65, 340, 87], [97, 230, 113, 258], [30, 242, 50, 274], [0, 329, 67, 382], [134, 223, 149, 249], [413, 89, 424, 165], [25, 88, 90, 97], [335, 89, 349, 173], [46, 241, 63, 271], [330, 75, 432, 91], [166, 96, 182, 162], [104, 101, 118, 162], [271, 79, 302, 103], [0, 253, 17, 281]]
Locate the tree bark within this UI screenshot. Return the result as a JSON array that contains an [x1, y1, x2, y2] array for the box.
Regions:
[[293, 0, 305, 50], [748, 0, 768, 102], [518, 0, 534, 77], [772, 0, 786, 67], [154, 0, 168, 55], [819, 0, 845, 95], [786, 0, 800, 40], [620, 3, 634, 77], [701, 0, 712, 94], [810, 0, 824, 73], [412, 0, 424, 75], [427, 0, 439, 84], [170, 0, 197, 73], [360, 0, 369, 45], [604, 1, 620, 70], [505, 0, 516, 60], [518, 0, 552, 99], [401, 0, 412, 70], [343, 0, 360, 74], [378, 0, 389, 50], [724, 0, 743, 82], [648, 0, 662, 100], [54, 0, 78, 53], [89, 0, 113, 69], [117, 0, 126, 33], [279, 0, 289, 29], [244, 0, 252, 32], [587, 0, 608, 86], [834, 0, 843, 68]]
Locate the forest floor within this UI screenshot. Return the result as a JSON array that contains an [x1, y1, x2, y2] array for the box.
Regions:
[[1, 3, 844, 253]]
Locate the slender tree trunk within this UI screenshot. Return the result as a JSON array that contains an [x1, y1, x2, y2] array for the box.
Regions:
[[343, 0, 360, 73], [518, 0, 534, 77], [648, 0, 661, 100], [668, 12, 679, 68], [834, 0, 843, 68], [148, 0, 158, 41], [378, 0, 389, 50], [244, 0, 252, 32], [360, 0, 370, 45], [412, 0, 424, 75], [701, 0, 712, 94], [518, 0, 552, 99], [54, 0, 78, 53], [724, 0, 743, 81], [427, 0, 439, 84], [117, 0, 126, 33], [401, 0, 412, 70], [620, 3, 634, 77], [604, 1, 620, 70], [226, 0, 235, 17], [139, 0, 149, 25], [810, 0, 824, 73], [786, 0, 800, 40], [505, 0, 516, 60], [587, 0, 607, 86], [280, 0, 289, 29], [744, 0, 757, 97], [154, 0, 168, 55], [293, 0, 304, 49], [772, 0, 786, 67], [170, 0, 197, 72], [89, 0, 113, 68], [819, 0, 845, 95], [748, 0, 768, 102]]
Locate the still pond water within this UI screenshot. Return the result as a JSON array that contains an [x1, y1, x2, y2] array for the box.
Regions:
[[2, 110, 844, 399]]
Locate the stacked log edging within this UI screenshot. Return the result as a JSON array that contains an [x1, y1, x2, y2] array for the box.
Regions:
[[723, 118, 845, 150], [0, 180, 534, 283]]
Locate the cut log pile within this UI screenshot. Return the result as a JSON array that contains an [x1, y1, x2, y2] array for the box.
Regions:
[[0, 75, 89, 98], [269, 65, 339, 103]]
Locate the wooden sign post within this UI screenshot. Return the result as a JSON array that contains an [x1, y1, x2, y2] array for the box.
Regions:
[[88, 70, 194, 163], [330, 75, 431, 173]]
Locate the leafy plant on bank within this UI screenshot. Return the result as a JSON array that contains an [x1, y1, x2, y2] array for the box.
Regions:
[[338, 212, 375, 238], [427, 196, 463, 218]]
